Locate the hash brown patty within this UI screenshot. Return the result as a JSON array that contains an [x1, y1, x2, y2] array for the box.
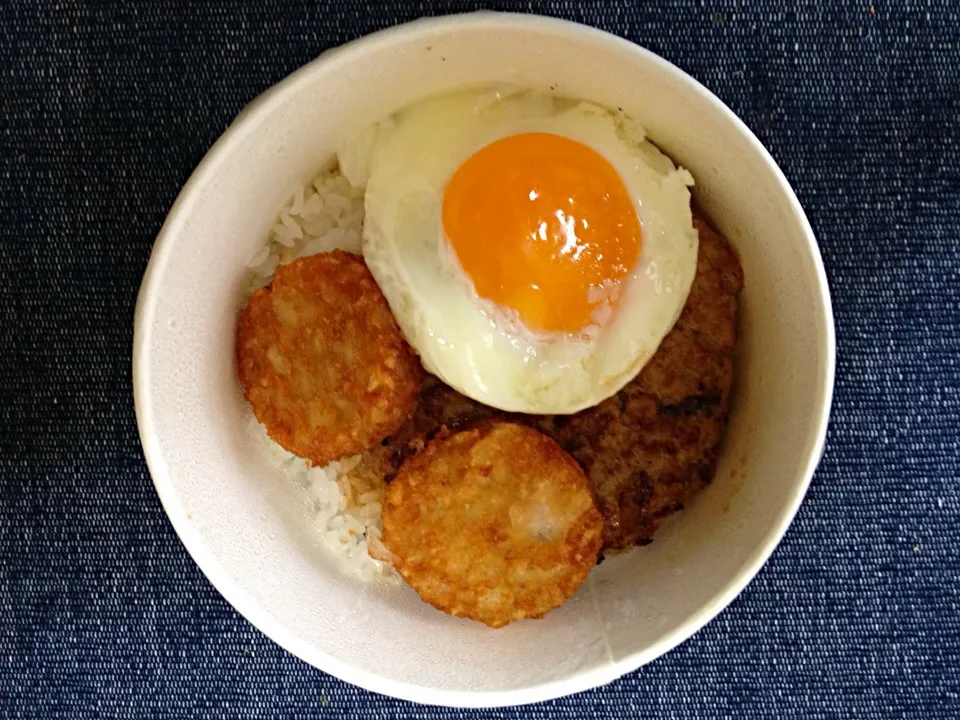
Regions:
[[236, 251, 421, 466], [381, 422, 603, 628], [375, 215, 744, 551]]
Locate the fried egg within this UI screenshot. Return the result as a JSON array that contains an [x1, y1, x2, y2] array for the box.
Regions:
[[340, 87, 698, 414]]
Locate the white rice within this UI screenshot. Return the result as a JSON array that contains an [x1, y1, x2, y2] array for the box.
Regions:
[[245, 166, 396, 582], [246, 167, 366, 290]]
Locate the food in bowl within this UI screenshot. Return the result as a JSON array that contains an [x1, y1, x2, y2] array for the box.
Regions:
[[136, 14, 835, 698], [235, 85, 743, 625]]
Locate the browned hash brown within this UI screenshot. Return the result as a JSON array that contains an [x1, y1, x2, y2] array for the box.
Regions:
[[381, 422, 603, 628], [236, 251, 421, 466], [373, 215, 744, 551]]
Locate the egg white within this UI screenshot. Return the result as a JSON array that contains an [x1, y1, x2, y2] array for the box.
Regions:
[[342, 87, 699, 414]]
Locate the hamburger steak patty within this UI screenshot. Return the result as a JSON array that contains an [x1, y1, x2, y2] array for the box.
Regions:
[[373, 215, 744, 552]]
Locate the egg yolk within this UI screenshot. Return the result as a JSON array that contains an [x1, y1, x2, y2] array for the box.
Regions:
[[442, 132, 642, 334]]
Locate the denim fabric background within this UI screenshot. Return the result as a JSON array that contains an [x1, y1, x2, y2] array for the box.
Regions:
[[1, 0, 958, 718]]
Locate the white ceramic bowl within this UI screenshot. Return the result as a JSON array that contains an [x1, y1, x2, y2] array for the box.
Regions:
[[133, 12, 835, 708]]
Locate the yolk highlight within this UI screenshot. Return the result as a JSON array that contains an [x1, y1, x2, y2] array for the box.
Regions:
[[442, 132, 642, 334]]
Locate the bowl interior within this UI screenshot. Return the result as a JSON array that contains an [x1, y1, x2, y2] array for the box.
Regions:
[[134, 14, 833, 707]]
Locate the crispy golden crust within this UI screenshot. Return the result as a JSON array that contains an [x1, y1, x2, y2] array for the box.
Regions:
[[236, 251, 421, 466], [374, 215, 744, 552], [381, 422, 603, 628]]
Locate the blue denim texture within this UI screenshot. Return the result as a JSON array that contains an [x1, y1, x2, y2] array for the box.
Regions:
[[1, 0, 958, 717]]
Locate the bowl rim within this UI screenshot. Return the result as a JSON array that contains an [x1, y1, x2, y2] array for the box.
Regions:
[[133, 11, 836, 708]]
